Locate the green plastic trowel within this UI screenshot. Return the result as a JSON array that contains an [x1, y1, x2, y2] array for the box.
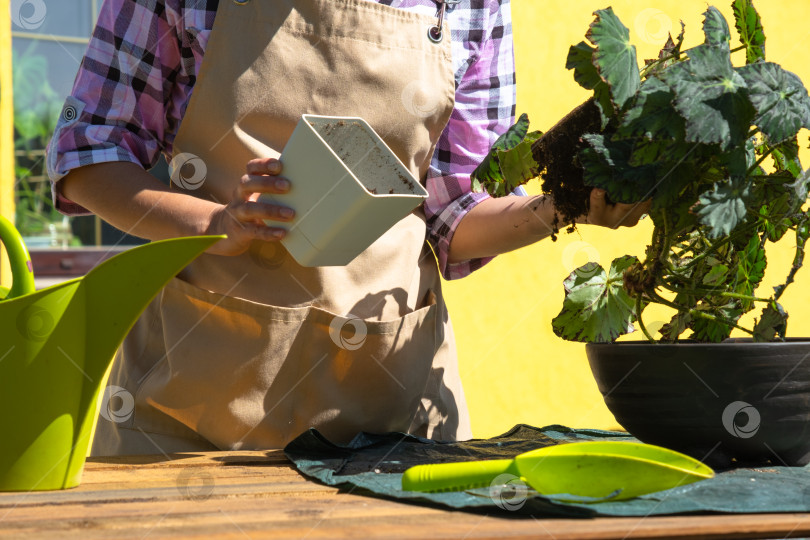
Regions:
[[402, 440, 714, 502]]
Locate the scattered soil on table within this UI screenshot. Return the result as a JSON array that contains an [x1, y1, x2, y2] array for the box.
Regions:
[[313, 120, 416, 195], [531, 98, 602, 237]]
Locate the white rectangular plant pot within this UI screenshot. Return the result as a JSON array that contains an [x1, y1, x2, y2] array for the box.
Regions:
[[262, 114, 427, 267]]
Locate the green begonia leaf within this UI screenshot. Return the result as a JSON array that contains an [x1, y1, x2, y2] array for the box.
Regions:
[[753, 302, 787, 342], [579, 134, 658, 204], [690, 304, 741, 342], [642, 22, 686, 77], [792, 168, 810, 208], [696, 176, 750, 237], [761, 199, 791, 242], [617, 77, 685, 141], [661, 22, 686, 60], [497, 131, 543, 190], [735, 234, 767, 309], [774, 222, 810, 299], [586, 8, 640, 110], [702, 263, 729, 286], [471, 114, 541, 196], [566, 41, 614, 126], [660, 312, 692, 341], [664, 45, 754, 149], [627, 139, 685, 167], [754, 180, 793, 242], [493, 113, 530, 152], [567, 41, 601, 90], [471, 158, 498, 194], [702, 6, 731, 48], [752, 167, 808, 241], [744, 138, 758, 170], [649, 162, 702, 233], [732, 0, 766, 64], [578, 138, 616, 194], [771, 137, 802, 178], [718, 144, 754, 178], [738, 62, 810, 144], [552, 255, 639, 343]]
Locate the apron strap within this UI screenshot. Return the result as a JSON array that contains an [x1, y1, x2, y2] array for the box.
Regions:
[[428, 0, 461, 43]]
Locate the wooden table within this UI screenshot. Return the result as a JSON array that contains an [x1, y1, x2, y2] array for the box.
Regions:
[[0, 451, 808, 539]]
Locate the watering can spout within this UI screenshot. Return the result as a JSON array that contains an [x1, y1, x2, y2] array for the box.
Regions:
[[79, 236, 223, 381], [0, 233, 223, 491]]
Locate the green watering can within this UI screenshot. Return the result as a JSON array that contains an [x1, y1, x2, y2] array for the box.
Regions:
[[402, 440, 715, 502], [0, 215, 223, 491]]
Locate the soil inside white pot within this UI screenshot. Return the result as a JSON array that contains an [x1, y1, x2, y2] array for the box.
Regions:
[[312, 120, 417, 195]]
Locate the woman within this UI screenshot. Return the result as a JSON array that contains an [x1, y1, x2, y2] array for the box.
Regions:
[[47, 0, 647, 455]]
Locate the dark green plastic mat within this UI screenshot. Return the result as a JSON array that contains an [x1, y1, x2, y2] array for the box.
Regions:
[[283, 424, 810, 517]]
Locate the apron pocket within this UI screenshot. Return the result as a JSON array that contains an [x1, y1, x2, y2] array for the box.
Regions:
[[136, 277, 439, 449]]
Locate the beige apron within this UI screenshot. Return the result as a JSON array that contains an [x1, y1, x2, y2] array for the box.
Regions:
[[91, 0, 472, 455]]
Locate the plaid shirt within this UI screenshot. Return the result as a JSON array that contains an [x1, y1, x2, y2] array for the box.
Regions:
[[47, 0, 516, 279]]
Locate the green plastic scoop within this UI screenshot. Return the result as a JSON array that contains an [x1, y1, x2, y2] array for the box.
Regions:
[[0, 214, 224, 491], [402, 440, 714, 501]]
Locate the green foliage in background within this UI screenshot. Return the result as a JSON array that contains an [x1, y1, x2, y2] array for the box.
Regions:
[[12, 42, 69, 239]]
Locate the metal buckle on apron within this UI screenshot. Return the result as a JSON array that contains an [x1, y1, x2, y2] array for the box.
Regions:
[[428, 0, 460, 43]]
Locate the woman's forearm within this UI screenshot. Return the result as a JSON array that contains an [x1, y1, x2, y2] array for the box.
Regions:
[[447, 189, 651, 264], [59, 158, 295, 256], [447, 195, 557, 263], [60, 161, 218, 241]]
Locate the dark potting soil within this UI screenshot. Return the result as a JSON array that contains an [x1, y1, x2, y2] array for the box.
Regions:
[[531, 98, 601, 236], [311, 120, 416, 195]]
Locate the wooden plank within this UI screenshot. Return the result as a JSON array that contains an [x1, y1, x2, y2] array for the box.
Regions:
[[2, 472, 809, 539], [77, 464, 303, 488], [83, 450, 287, 469], [1, 496, 809, 540], [0, 481, 335, 507], [1, 451, 809, 539]]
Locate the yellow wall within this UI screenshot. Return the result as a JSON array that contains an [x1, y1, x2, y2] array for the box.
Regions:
[[446, 1, 810, 437]]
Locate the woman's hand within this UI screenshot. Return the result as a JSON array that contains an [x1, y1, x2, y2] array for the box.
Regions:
[[579, 188, 651, 229], [205, 157, 296, 256], [60, 159, 295, 256]]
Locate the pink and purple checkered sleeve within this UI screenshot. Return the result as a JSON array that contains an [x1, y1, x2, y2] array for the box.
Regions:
[[424, 0, 516, 280], [46, 0, 207, 215]]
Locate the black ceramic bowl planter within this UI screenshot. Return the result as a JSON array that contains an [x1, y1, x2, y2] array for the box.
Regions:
[[586, 340, 810, 468]]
